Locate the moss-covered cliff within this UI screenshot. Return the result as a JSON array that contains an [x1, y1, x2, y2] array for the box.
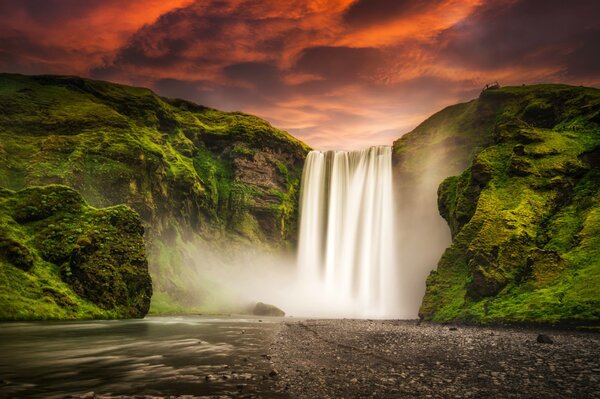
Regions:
[[0, 73, 309, 314], [416, 84, 600, 325], [0, 185, 151, 320]]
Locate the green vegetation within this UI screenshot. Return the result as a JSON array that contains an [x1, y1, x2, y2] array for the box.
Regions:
[[0, 185, 151, 320], [0, 73, 309, 315], [414, 84, 600, 325]]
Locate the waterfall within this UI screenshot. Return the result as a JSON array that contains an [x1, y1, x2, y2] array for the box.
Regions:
[[297, 146, 398, 318]]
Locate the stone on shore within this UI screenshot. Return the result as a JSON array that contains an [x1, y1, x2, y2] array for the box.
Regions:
[[253, 302, 285, 317]]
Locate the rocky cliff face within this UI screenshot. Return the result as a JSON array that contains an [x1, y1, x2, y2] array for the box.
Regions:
[[414, 84, 600, 325], [0, 73, 309, 314], [0, 185, 151, 320]]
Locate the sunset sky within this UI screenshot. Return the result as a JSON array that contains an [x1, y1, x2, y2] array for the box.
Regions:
[[1, 0, 598, 149]]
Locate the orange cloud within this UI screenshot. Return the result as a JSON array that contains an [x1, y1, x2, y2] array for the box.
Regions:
[[0, 0, 598, 149]]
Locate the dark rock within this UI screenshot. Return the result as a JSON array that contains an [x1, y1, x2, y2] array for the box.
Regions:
[[269, 369, 279, 378], [537, 334, 553, 344], [449, 327, 458, 331], [253, 302, 285, 317], [508, 156, 535, 177], [0, 238, 33, 271], [513, 144, 525, 156], [471, 156, 493, 185], [514, 129, 545, 144]]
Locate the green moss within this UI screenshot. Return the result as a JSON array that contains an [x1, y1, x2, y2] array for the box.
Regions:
[[419, 84, 600, 326], [0, 73, 309, 314], [0, 185, 152, 320]]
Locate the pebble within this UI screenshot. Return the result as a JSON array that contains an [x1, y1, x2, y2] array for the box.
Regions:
[[270, 319, 600, 398], [537, 334, 553, 344]]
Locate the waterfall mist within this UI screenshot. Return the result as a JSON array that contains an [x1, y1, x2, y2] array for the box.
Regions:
[[394, 151, 453, 319], [166, 146, 455, 320]]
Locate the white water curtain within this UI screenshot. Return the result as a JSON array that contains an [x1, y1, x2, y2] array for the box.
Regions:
[[297, 146, 398, 318]]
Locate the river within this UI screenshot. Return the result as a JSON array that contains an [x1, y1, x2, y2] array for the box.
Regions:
[[0, 316, 287, 398]]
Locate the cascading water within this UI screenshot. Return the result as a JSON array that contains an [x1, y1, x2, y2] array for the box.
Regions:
[[296, 146, 399, 318]]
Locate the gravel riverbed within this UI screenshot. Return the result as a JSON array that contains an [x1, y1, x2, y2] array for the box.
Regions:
[[270, 319, 600, 399]]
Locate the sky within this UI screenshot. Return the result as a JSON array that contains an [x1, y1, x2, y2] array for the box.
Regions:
[[0, 0, 598, 149]]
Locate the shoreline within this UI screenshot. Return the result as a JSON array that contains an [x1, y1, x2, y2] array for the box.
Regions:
[[270, 319, 600, 398]]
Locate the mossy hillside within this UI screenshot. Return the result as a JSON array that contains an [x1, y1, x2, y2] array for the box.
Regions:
[[393, 84, 600, 184], [0, 73, 308, 242], [0, 185, 152, 320], [419, 84, 600, 325], [0, 73, 309, 312]]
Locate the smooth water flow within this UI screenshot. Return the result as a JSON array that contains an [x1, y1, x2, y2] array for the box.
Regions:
[[297, 146, 398, 317]]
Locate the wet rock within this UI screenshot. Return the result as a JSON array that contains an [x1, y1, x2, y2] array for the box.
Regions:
[[537, 334, 553, 344], [253, 302, 285, 317]]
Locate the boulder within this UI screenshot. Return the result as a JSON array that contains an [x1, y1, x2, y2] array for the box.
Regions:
[[253, 302, 285, 317], [537, 334, 553, 344]]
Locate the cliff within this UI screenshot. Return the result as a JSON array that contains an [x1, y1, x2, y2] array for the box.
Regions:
[[0, 73, 309, 314], [413, 84, 600, 325], [0, 185, 151, 320]]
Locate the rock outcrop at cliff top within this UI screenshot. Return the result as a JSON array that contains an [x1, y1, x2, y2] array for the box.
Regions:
[[406, 84, 600, 325], [0, 185, 151, 320], [0, 73, 309, 314]]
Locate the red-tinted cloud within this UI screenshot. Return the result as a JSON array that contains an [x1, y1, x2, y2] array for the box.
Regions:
[[0, 0, 598, 149]]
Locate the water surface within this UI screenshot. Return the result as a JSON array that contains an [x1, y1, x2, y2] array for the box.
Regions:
[[0, 316, 286, 398]]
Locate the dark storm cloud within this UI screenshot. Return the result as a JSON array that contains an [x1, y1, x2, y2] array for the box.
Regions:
[[438, 0, 600, 74], [224, 62, 281, 89], [342, 0, 444, 27], [106, 8, 213, 69], [0, 34, 66, 60], [90, 0, 303, 79], [565, 28, 600, 79], [294, 46, 384, 81], [0, 33, 73, 74], [3, 0, 103, 24], [153, 78, 205, 101]]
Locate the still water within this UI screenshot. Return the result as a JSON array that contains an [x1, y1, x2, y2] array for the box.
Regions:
[[0, 316, 287, 398]]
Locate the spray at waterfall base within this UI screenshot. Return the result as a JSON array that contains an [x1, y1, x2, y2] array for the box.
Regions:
[[181, 145, 449, 319]]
